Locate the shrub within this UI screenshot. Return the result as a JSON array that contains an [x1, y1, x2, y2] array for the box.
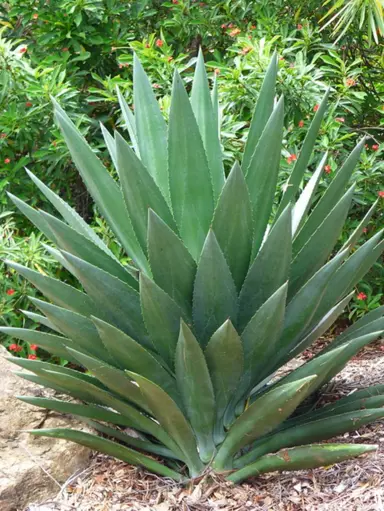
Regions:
[[1, 54, 383, 482]]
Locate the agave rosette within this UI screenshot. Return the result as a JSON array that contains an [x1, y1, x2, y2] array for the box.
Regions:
[[2, 51, 384, 483]]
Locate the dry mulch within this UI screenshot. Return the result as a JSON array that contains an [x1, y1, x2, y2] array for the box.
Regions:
[[26, 347, 384, 511]]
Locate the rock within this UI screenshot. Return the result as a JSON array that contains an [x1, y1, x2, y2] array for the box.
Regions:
[[0, 347, 92, 511]]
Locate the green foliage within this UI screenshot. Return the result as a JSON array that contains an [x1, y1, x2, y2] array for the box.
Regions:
[[2, 55, 383, 483]]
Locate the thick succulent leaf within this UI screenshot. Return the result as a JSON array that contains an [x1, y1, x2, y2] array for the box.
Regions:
[[334, 305, 384, 346], [193, 230, 238, 346], [0, 327, 76, 362], [16, 371, 75, 395], [291, 153, 327, 236], [25, 168, 116, 259], [30, 298, 114, 364], [286, 292, 354, 361], [61, 251, 150, 348], [276, 249, 347, 363], [293, 138, 365, 253], [242, 52, 278, 172], [139, 273, 185, 369], [66, 347, 175, 411], [237, 283, 288, 403], [21, 310, 56, 331], [276, 89, 330, 217], [212, 162, 253, 291], [19, 396, 136, 427], [312, 232, 384, 323], [168, 70, 214, 260], [100, 123, 117, 168], [236, 409, 384, 467], [39, 210, 138, 288], [205, 320, 243, 444], [211, 74, 219, 132], [83, 420, 180, 460], [191, 48, 225, 202], [52, 99, 148, 273], [340, 199, 378, 251], [7, 193, 58, 242], [245, 96, 285, 258], [133, 54, 169, 201], [238, 204, 291, 330], [5, 260, 94, 317], [228, 444, 376, 483], [175, 321, 215, 462], [213, 376, 316, 469], [115, 132, 177, 255], [289, 185, 355, 296], [92, 317, 178, 400], [28, 428, 183, 481], [148, 210, 196, 317], [116, 86, 140, 156], [127, 371, 203, 476]]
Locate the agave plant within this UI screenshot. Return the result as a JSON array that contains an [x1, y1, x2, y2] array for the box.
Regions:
[[2, 51, 384, 484]]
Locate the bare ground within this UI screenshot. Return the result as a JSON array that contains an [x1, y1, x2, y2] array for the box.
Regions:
[[25, 348, 384, 511]]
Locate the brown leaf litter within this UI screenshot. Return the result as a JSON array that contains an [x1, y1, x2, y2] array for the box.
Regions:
[[25, 350, 384, 511]]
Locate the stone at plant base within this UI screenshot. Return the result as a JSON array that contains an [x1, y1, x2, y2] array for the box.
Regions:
[[0, 347, 92, 511]]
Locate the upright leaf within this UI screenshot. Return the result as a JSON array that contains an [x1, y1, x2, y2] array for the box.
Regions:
[[116, 86, 140, 156], [168, 70, 214, 260], [193, 230, 238, 346]]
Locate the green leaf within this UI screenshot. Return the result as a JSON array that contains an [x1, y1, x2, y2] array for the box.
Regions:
[[168, 70, 214, 260], [213, 376, 316, 469], [92, 317, 178, 401], [21, 310, 56, 331], [39, 210, 138, 288], [212, 162, 253, 291], [294, 138, 365, 253], [292, 153, 327, 236], [26, 168, 116, 260], [52, 99, 148, 273], [289, 185, 355, 296], [139, 273, 185, 368], [148, 210, 196, 317], [334, 305, 384, 346], [193, 230, 238, 347], [191, 48, 225, 202], [100, 123, 117, 168], [238, 204, 291, 330], [29, 298, 114, 363], [61, 251, 150, 348], [115, 131, 177, 254], [5, 260, 94, 317], [175, 321, 215, 462], [242, 52, 278, 172], [276, 89, 330, 217], [116, 86, 140, 156], [245, 96, 285, 258], [133, 54, 169, 202], [127, 371, 203, 476], [205, 320, 243, 444], [340, 199, 378, 252], [228, 444, 377, 483], [28, 428, 183, 481]]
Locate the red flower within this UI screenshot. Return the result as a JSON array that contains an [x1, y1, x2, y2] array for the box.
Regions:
[[172, 0, 179, 3], [297, 24, 303, 30], [153, 83, 160, 89], [313, 104, 319, 112], [28, 354, 37, 360], [324, 164, 331, 174], [30, 344, 38, 351], [32, 13, 38, 19], [19, 47, 27, 54], [9, 344, 22, 353], [287, 154, 297, 164], [241, 47, 252, 55], [378, 191, 384, 198], [346, 78, 356, 87], [229, 28, 241, 37], [228, 23, 234, 28], [335, 117, 345, 123], [250, 25, 256, 29], [357, 292, 367, 301], [362, 227, 368, 233], [155, 39, 163, 47], [0, 133, 6, 138], [214, 68, 220, 75], [25, 102, 32, 107], [372, 144, 379, 151], [221, 24, 227, 29], [298, 120, 304, 128], [4, 158, 11, 164], [6, 288, 15, 295]]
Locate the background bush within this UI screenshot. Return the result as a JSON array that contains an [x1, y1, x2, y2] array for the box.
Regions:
[[1, 0, 383, 359]]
